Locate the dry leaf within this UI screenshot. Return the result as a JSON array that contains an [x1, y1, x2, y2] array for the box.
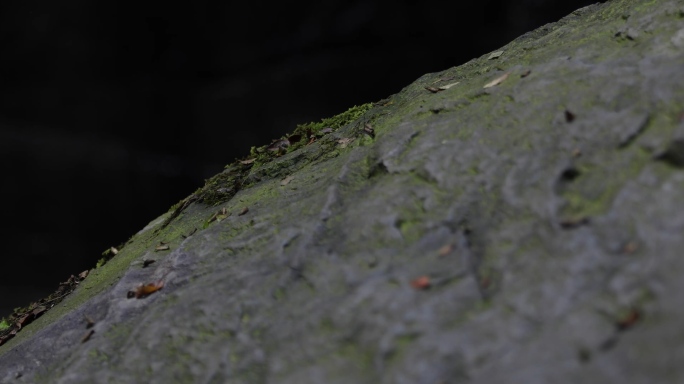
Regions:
[[559, 216, 589, 229], [337, 138, 354, 148], [438, 82, 460, 90], [565, 109, 576, 123], [280, 175, 295, 186], [110, 247, 118, 255], [78, 270, 89, 280], [616, 308, 641, 331], [84, 315, 96, 329], [238, 207, 249, 216], [31, 306, 46, 318], [81, 329, 95, 343], [15, 314, 31, 329], [155, 245, 170, 252], [239, 158, 256, 165], [488, 50, 504, 60], [424, 86, 443, 93], [267, 139, 289, 152], [623, 241, 638, 254], [437, 244, 454, 257], [215, 207, 230, 222], [129, 280, 165, 299], [363, 124, 375, 138], [483, 73, 509, 88], [410, 276, 431, 290]]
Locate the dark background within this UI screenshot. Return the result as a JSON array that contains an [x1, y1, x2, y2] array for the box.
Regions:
[[0, 0, 600, 317]]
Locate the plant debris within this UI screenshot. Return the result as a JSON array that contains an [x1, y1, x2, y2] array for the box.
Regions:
[[0, 272, 89, 346], [84, 315, 96, 329], [81, 329, 95, 343], [616, 308, 641, 331], [280, 175, 295, 186], [565, 109, 576, 123], [410, 276, 431, 290], [483, 73, 510, 88], [238, 207, 249, 216], [127, 280, 165, 299], [155, 244, 170, 252], [337, 138, 354, 148], [424, 86, 444, 93], [488, 50, 504, 60], [437, 244, 454, 257], [439, 82, 460, 90]]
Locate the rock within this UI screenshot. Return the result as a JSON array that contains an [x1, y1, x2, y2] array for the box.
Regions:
[[2, 0, 684, 382]]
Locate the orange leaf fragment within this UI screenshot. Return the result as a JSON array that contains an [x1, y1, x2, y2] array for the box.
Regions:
[[437, 244, 454, 257], [410, 276, 431, 290], [616, 308, 641, 331], [128, 280, 165, 299]]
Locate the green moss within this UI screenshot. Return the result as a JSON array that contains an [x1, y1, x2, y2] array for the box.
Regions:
[[247, 103, 374, 167], [0, 319, 9, 331]]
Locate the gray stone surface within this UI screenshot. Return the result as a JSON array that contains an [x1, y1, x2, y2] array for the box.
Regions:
[[2, 0, 684, 382]]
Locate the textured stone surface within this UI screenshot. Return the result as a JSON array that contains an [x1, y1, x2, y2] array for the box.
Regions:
[[2, 0, 684, 382]]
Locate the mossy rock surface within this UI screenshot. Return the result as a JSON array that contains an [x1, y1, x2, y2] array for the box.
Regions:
[[2, 0, 684, 382]]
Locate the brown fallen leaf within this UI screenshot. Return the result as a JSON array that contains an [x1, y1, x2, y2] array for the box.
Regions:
[[238, 207, 249, 216], [616, 308, 641, 331], [84, 314, 96, 329], [483, 73, 510, 88], [31, 306, 46, 318], [565, 109, 576, 123], [437, 244, 454, 257], [410, 276, 431, 290], [128, 280, 165, 299], [488, 50, 504, 60], [280, 175, 295, 186], [81, 329, 95, 343], [78, 270, 89, 280], [337, 138, 354, 148], [267, 139, 289, 152], [425, 86, 444, 93], [623, 241, 638, 254], [559, 216, 590, 229], [15, 313, 32, 329], [155, 244, 170, 252]]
